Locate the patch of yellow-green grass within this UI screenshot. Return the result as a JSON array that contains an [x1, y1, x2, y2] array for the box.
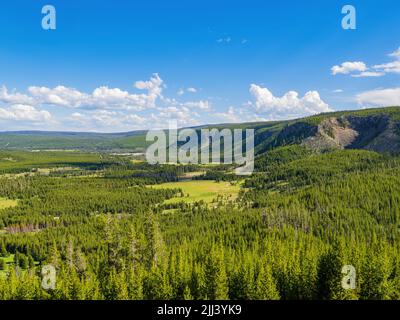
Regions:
[[152, 180, 241, 204], [179, 171, 205, 179], [0, 197, 18, 209], [131, 159, 145, 164], [0, 254, 14, 278], [0, 254, 39, 278], [161, 208, 178, 214]]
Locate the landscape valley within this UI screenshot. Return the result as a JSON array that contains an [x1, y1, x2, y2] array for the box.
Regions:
[[0, 106, 399, 300]]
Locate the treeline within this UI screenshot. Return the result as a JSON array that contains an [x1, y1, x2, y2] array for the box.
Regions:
[[0, 149, 399, 300]]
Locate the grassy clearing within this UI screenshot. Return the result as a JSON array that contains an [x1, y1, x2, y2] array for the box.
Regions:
[[152, 180, 241, 204], [0, 150, 103, 174], [0, 197, 18, 209], [0, 255, 14, 278], [179, 171, 205, 179]]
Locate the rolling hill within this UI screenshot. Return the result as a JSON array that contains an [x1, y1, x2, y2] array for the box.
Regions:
[[1, 106, 400, 155]]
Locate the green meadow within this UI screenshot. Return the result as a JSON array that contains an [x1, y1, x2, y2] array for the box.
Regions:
[[0, 198, 18, 210], [151, 180, 241, 204]]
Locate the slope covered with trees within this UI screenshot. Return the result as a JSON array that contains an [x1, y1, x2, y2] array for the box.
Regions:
[[0, 107, 399, 300], [0, 146, 398, 300]]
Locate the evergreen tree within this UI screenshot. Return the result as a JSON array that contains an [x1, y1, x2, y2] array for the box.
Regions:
[[254, 263, 280, 300], [0, 243, 7, 258]]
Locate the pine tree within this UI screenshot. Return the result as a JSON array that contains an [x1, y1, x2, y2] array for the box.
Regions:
[[0, 242, 7, 257], [183, 285, 193, 300], [214, 260, 229, 300], [0, 259, 5, 271], [316, 241, 356, 300], [254, 263, 280, 300], [205, 246, 229, 300]]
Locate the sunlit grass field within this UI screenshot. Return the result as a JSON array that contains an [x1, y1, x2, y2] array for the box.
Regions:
[[0, 255, 14, 278], [152, 180, 241, 204], [0, 198, 18, 210]]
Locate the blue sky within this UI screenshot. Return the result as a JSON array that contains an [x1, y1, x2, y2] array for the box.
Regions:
[[0, 0, 399, 132]]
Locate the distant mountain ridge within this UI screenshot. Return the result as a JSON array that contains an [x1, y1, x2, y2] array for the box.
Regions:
[[1, 106, 400, 154]]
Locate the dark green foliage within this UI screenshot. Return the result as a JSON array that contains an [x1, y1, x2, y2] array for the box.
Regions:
[[0, 146, 399, 300]]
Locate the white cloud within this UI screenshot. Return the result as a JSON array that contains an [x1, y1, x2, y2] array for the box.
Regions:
[[217, 37, 231, 44], [332, 47, 400, 77], [177, 87, 198, 96], [184, 100, 210, 110], [333, 89, 343, 93], [389, 47, 400, 59], [151, 106, 201, 128], [213, 106, 240, 123], [134, 73, 163, 105], [90, 110, 147, 128], [213, 106, 267, 124], [0, 86, 36, 105], [351, 71, 385, 78], [123, 114, 146, 125], [28, 85, 89, 108], [66, 110, 148, 131], [1, 74, 333, 131], [373, 61, 400, 74], [187, 87, 197, 93], [0, 104, 51, 122], [91, 110, 121, 127], [27, 73, 164, 111], [91, 86, 153, 110], [331, 61, 367, 75], [356, 88, 400, 107], [248, 84, 331, 120], [69, 112, 87, 124]]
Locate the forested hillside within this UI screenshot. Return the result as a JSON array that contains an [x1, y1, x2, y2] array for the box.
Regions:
[[0, 133, 399, 299]]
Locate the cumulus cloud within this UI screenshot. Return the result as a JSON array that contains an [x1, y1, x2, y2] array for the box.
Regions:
[[331, 62, 367, 75], [28, 85, 89, 108], [373, 61, 400, 74], [177, 87, 198, 96], [0, 104, 51, 122], [248, 84, 331, 120], [69, 112, 87, 124], [213, 106, 241, 123], [28, 74, 164, 111], [0, 74, 213, 130], [356, 88, 400, 107], [90, 86, 154, 110], [351, 71, 385, 78], [389, 47, 400, 59], [65, 110, 148, 131], [134, 73, 163, 106], [184, 100, 210, 110], [213, 107, 259, 123], [0, 86, 36, 105], [332, 47, 400, 77], [0, 74, 332, 131], [187, 87, 197, 93]]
